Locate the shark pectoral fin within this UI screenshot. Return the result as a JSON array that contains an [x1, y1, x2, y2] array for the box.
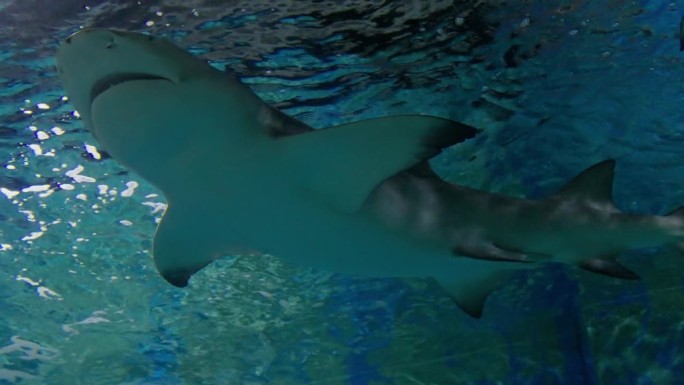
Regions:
[[153, 205, 249, 287], [280, 115, 478, 212], [453, 242, 547, 263], [579, 257, 640, 280], [433, 261, 517, 318], [549, 159, 616, 207]]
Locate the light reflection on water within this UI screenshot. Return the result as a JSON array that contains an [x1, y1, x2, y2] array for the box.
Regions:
[[0, 336, 59, 383]]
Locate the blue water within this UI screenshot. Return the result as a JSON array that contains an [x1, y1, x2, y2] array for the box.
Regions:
[[1, 1, 684, 384]]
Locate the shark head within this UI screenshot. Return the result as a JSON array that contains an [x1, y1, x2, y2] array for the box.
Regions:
[[56, 29, 213, 135], [55, 29, 260, 189]]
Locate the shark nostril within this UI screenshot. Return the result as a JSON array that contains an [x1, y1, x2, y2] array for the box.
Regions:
[[105, 40, 116, 49], [65, 36, 72, 44]]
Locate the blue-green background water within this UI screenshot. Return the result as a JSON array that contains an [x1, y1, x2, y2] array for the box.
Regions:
[[1, 0, 684, 384]]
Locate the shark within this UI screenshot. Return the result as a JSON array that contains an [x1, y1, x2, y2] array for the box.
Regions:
[[55, 29, 684, 317]]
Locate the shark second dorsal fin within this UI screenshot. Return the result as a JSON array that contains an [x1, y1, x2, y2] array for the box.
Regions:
[[550, 159, 616, 205], [279, 115, 478, 212]]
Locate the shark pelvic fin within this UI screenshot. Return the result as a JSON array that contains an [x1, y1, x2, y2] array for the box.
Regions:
[[280, 115, 478, 212], [453, 242, 545, 263], [579, 257, 640, 280], [550, 159, 616, 206], [153, 204, 252, 287]]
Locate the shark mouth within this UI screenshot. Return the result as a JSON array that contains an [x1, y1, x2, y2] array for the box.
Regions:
[[90, 73, 171, 102]]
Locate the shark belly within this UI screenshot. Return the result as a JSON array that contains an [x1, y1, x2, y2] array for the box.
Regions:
[[220, 180, 526, 319], [220, 176, 452, 279]]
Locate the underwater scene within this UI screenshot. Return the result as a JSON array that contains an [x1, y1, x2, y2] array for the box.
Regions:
[[1, 0, 684, 384]]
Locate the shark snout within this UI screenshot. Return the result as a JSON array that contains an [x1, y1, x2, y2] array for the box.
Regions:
[[60, 28, 159, 51], [56, 28, 189, 132], [62, 28, 117, 48], [56, 29, 129, 119], [56, 28, 209, 116]]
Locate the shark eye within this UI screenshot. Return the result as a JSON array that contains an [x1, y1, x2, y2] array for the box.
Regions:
[[148, 35, 154, 41]]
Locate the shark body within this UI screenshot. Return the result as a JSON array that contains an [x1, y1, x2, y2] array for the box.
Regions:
[[56, 29, 684, 317]]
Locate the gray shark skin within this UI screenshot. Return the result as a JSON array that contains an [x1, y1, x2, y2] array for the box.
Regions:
[[56, 29, 684, 317]]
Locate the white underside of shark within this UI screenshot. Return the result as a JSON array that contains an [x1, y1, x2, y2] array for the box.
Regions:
[[56, 29, 684, 317]]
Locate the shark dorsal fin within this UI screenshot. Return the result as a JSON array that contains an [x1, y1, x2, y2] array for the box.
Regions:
[[279, 115, 478, 212], [550, 159, 616, 205]]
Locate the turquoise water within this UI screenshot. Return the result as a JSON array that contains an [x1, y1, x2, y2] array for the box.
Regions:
[[1, 1, 684, 384]]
